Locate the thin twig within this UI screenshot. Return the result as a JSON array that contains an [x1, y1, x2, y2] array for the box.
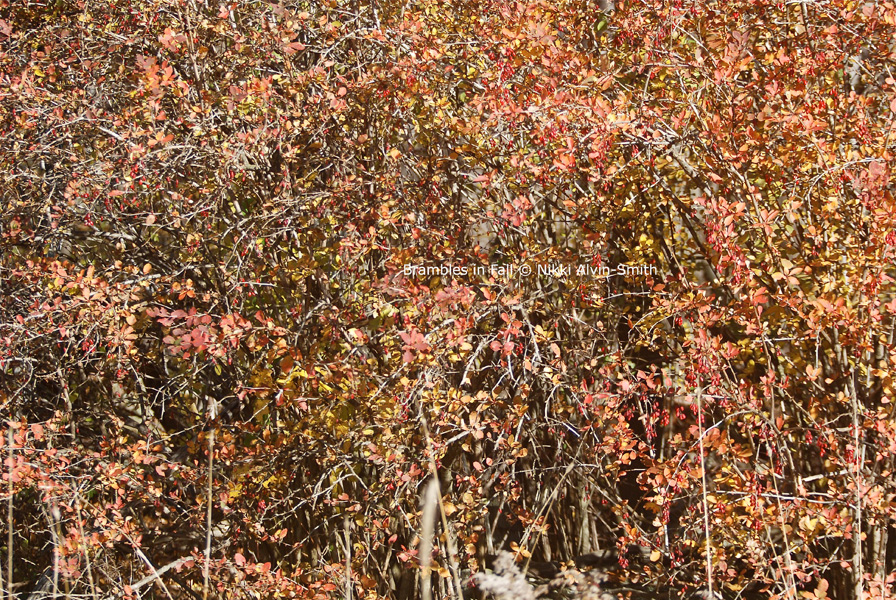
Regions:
[[850, 375, 864, 599], [696, 383, 714, 599], [203, 399, 217, 600], [6, 424, 13, 600], [73, 498, 98, 600], [345, 515, 352, 600]]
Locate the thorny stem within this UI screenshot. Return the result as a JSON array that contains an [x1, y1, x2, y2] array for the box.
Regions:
[[697, 383, 714, 599]]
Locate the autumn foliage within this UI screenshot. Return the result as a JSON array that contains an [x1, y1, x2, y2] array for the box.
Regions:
[[2, 0, 896, 598]]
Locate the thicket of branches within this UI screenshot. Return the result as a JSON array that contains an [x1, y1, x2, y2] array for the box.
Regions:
[[2, 0, 896, 599]]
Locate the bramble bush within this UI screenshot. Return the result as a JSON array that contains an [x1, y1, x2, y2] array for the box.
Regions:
[[2, 0, 896, 599]]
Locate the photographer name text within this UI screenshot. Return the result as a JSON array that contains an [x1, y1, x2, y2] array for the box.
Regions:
[[403, 262, 658, 279]]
